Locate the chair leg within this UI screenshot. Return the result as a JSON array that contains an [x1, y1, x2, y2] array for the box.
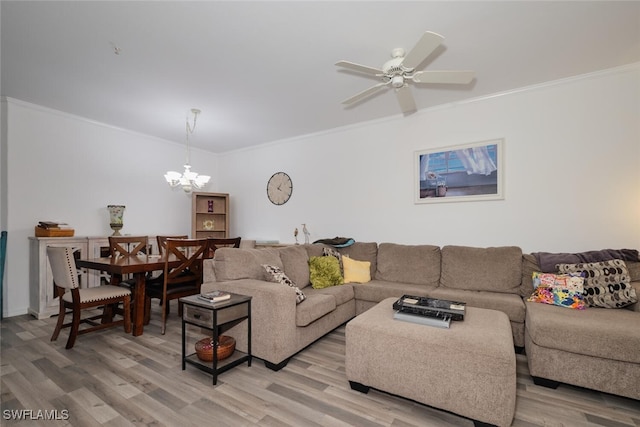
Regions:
[[160, 300, 168, 335], [65, 304, 81, 349], [51, 300, 66, 342], [123, 296, 132, 334], [144, 296, 151, 325]]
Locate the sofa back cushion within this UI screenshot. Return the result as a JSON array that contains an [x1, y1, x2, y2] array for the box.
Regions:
[[277, 245, 311, 289], [440, 245, 523, 293], [213, 247, 283, 281], [376, 243, 441, 286], [337, 242, 378, 278]]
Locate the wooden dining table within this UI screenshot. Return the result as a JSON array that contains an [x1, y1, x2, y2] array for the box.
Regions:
[[76, 254, 181, 336]]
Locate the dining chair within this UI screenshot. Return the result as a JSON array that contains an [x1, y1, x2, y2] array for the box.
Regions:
[[144, 238, 208, 334], [48, 246, 132, 349], [206, 237, 242, 258], [156, 235, 188, 256], [108, 235, 150, 285]]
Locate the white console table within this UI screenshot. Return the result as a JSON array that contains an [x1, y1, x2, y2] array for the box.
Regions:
[[28, 236, 159, 319]]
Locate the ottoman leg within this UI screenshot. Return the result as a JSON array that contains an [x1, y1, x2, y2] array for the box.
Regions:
[[349, 381, 370, 394]]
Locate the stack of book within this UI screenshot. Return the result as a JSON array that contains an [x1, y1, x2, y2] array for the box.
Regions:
[[198, 290, 231, 303], [35, 221, 75, 237], [392, 295, 466, 329]]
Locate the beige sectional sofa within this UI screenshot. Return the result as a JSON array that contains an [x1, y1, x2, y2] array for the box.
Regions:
[[201, 242, 640, 400]]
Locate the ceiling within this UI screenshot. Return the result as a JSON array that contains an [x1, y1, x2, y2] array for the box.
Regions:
[[2, 1, 639, 153]]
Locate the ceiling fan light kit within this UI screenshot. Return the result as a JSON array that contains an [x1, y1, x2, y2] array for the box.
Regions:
[[336, 31, 475, 114]]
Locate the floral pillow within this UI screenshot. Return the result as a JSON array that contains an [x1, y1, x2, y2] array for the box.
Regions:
[[527, 272, 586, 309]]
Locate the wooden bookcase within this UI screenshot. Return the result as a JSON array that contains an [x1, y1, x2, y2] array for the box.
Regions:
[[191, 192, 229, 239]]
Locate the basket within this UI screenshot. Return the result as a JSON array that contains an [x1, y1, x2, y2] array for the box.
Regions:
[[195, 335, 235, 362]]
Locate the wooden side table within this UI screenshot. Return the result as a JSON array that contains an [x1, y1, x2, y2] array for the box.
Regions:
[[179, 293, 252, 385]]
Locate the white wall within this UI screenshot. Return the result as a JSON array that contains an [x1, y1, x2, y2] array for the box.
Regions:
[[3, 64, 639, 318], [2, 99, 219, 317], [218, 64, 640, 252]]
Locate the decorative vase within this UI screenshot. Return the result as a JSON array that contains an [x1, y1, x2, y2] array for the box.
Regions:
[[107, 205, 125, 236]]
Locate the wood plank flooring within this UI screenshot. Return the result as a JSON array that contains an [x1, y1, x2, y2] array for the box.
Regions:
[[1, 305, 639, 426]]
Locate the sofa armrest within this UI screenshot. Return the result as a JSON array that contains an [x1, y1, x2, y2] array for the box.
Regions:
[[203, 259, 216, 283], [200, 278, 298, 364]]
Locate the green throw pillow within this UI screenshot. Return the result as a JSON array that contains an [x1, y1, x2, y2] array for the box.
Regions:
[[309, 256, 344, 289]]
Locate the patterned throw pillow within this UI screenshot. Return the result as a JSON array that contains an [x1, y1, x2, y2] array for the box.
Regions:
[[308, 256, 344, 289], [262, 264, 306, 304], [528, 272, 586, 309], [557, 259, 638, 308], [342, 256, 371, 284]]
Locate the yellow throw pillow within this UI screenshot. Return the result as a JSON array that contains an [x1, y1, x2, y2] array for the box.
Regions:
[[342, 256, 371, 284]]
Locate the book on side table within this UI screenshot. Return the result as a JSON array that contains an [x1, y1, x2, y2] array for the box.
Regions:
[[198, 291, 231, 303]]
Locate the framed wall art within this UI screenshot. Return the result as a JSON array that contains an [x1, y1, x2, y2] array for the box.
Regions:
[[414, 138, 504, 204]]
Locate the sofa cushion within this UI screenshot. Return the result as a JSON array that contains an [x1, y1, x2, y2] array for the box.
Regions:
[[558, 259, 638, 308], [304, 285, 354, 306], [337, 242, 378, 278], [440, 245, 523, 293], [277, 245, 311, 289], [262, 264, 306, 304], [213, 247, 282, 281], [376, 243, 440, 286], [429, 287, 526, 324], [309, 256, 344, 289], [295, 293, 336, 327], [342, 256, 371, 284], [525, 301, 640, 364], [351, 280, 436, 304]]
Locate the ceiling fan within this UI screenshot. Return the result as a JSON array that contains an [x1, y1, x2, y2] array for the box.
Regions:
[[336, 31, 475, 114]]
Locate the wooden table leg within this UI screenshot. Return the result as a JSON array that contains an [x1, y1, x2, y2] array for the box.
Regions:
[[132, 273, 146, 336]]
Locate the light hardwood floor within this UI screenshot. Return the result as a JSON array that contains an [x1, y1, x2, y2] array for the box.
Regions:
[[1, 305, 639, 427]]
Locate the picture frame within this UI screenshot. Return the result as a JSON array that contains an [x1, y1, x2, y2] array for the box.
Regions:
[[414, 138, 504, 204]]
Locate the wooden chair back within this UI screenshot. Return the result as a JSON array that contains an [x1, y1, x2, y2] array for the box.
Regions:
[[156, 235, 188, 256], [206, 237, 242, 258], [108, 236, 148, 257]]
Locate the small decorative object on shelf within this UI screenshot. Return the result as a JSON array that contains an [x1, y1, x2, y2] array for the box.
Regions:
[[302, 223, 310, 244], [195, 335, 236, 362], [203, 219, 214, 230], [107, 205, 125, 236], [207, 200, 214, 213], [294, 227, 299, 244]]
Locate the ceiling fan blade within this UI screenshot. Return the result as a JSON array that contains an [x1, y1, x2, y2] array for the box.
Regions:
[[335, 60, 383, 76], [395, 85, 417, 114], [401, 31, 444, 71], [412, 70, 475, 84], [341, 82, 389, 105]]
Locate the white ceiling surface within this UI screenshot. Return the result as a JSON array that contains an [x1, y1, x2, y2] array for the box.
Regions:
[[2, 1, 640, 153]]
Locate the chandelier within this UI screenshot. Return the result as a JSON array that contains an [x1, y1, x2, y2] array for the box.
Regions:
[[164, 108, 211, 193]]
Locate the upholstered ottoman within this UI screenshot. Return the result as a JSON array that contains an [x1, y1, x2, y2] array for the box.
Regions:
[[345, 298, 516, 427]]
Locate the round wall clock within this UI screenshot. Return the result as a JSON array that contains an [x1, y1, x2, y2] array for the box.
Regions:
[[267, 172, 293, 205]]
